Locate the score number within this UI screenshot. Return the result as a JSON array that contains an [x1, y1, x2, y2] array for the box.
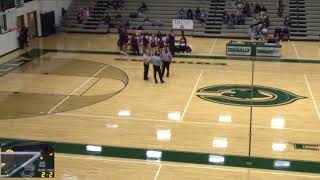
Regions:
[[40, 172, 54, 178]]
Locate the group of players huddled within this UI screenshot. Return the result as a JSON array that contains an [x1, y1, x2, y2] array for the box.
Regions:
[[117, 27, 193, 84], [118, 27, 176, 56]]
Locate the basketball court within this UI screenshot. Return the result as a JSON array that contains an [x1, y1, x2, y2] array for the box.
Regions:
[[1, 33, 320, 179]]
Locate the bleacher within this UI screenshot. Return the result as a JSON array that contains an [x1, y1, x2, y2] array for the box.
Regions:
[[62, 0, 109, 33], [109, 0, 209, 35], [219, 0, 289, 38], [61, 0, 320, 40], [292, 0, 320, 40]]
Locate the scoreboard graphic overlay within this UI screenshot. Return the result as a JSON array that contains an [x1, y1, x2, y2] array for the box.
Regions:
[[0, 141, 54, 178]]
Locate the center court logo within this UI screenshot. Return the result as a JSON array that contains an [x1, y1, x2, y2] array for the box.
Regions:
[[197, 84, 305, 107]]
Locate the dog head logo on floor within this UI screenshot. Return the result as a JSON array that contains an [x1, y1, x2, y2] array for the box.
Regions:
[[197, 84, 305, 107]]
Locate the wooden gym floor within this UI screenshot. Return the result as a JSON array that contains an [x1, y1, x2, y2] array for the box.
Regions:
[[0, 33, 320, 179]]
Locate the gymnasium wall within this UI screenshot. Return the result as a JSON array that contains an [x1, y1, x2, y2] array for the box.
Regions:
[[0, 0, 72, 56]]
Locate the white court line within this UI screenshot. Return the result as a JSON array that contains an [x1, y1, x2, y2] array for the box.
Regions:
[[304, 74, 320, 121], [209, 38, 218, 55], [180, 70, 203, 121], [291, 41, 300, 59], [56, 113, 320, 132], [47, 65, 108, 114], [56, 154, 320, 178], [153, 164, 162, 180]]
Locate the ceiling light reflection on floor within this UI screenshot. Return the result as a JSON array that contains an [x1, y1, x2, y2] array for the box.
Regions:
[[272, 143, 287, 152], [118, 110, 131, 117], [212, 138, 228, 148], [105, 124, 119, 129], [271, 117, 285, 129], [218, 114, 232, 123], [157, 129, 171, 141], [168, 112, 181, 121]]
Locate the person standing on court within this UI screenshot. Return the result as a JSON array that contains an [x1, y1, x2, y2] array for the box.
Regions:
[[142, 50, 150, 80], [161, 47, 172, 78], [131, 33, 139, 55], [166, 31, 175, 55], [151, 52, 164, 84]]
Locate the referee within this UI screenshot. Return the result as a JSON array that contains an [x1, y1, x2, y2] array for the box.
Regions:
[[142, 50, 150, 80], [151, 52, 164, 84], [161, 47, 172, 78]]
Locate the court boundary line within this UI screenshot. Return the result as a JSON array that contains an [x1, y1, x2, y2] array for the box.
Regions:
[[56, 154, 320, 178], [56, 113, 320, 132], [47, 65, 108, 114], [181, 70, 203, 121], [41, 48, 320, 64], [291, 41, 301, 59], [209, 38, 218, 55], [304, 74, 320, 121], [153, 164, 162, 180]]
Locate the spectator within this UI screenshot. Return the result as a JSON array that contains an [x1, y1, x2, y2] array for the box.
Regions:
[[103, 13, 111, 25], [248, 25, 255, 40], [227, 14, 236, 28], [236, 0, 244, 14], [261, 24, 268, 36], [242, 2, 251, 17], [144, 17, 150, 23], [156, 31, 162, 43], [284, 16, 291, 27], [84, 8, 90, 21], [150, 35, 157, 53], [166, 31, 175, 55], [274, 26, 282, 40], [112, 0, 121, 10], [178, 8, 186, 19], [18, 25, 29, 49], [137, 25, 144, 30], [254, 3, 261, 14], [131, 34, 140, 55], [261, 5, 267, 12], [178, 36, 188, 53], [77, 12, 83, 24], [278, 0, 284, 17], [124, 19, 130, 28], [237, 14, 245, 25], [250, 2, 254, 15], [187, 9, 193, 19], [158, 38, 165, 52], [142, 33, 149, 51], [138, 2, 147, 14], [282, 26, 290, 40], [267, 35, 277, 43], [199, 9, 208, 24], [223, 12, 230, 24], [151, 19, 163, 26], [195, 7, 201, 19]]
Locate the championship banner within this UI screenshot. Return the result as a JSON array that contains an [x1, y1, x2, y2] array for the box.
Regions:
[[172, 19, 194, 30], [256, 47, 281, 57], [226, 46, 252, 56]]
